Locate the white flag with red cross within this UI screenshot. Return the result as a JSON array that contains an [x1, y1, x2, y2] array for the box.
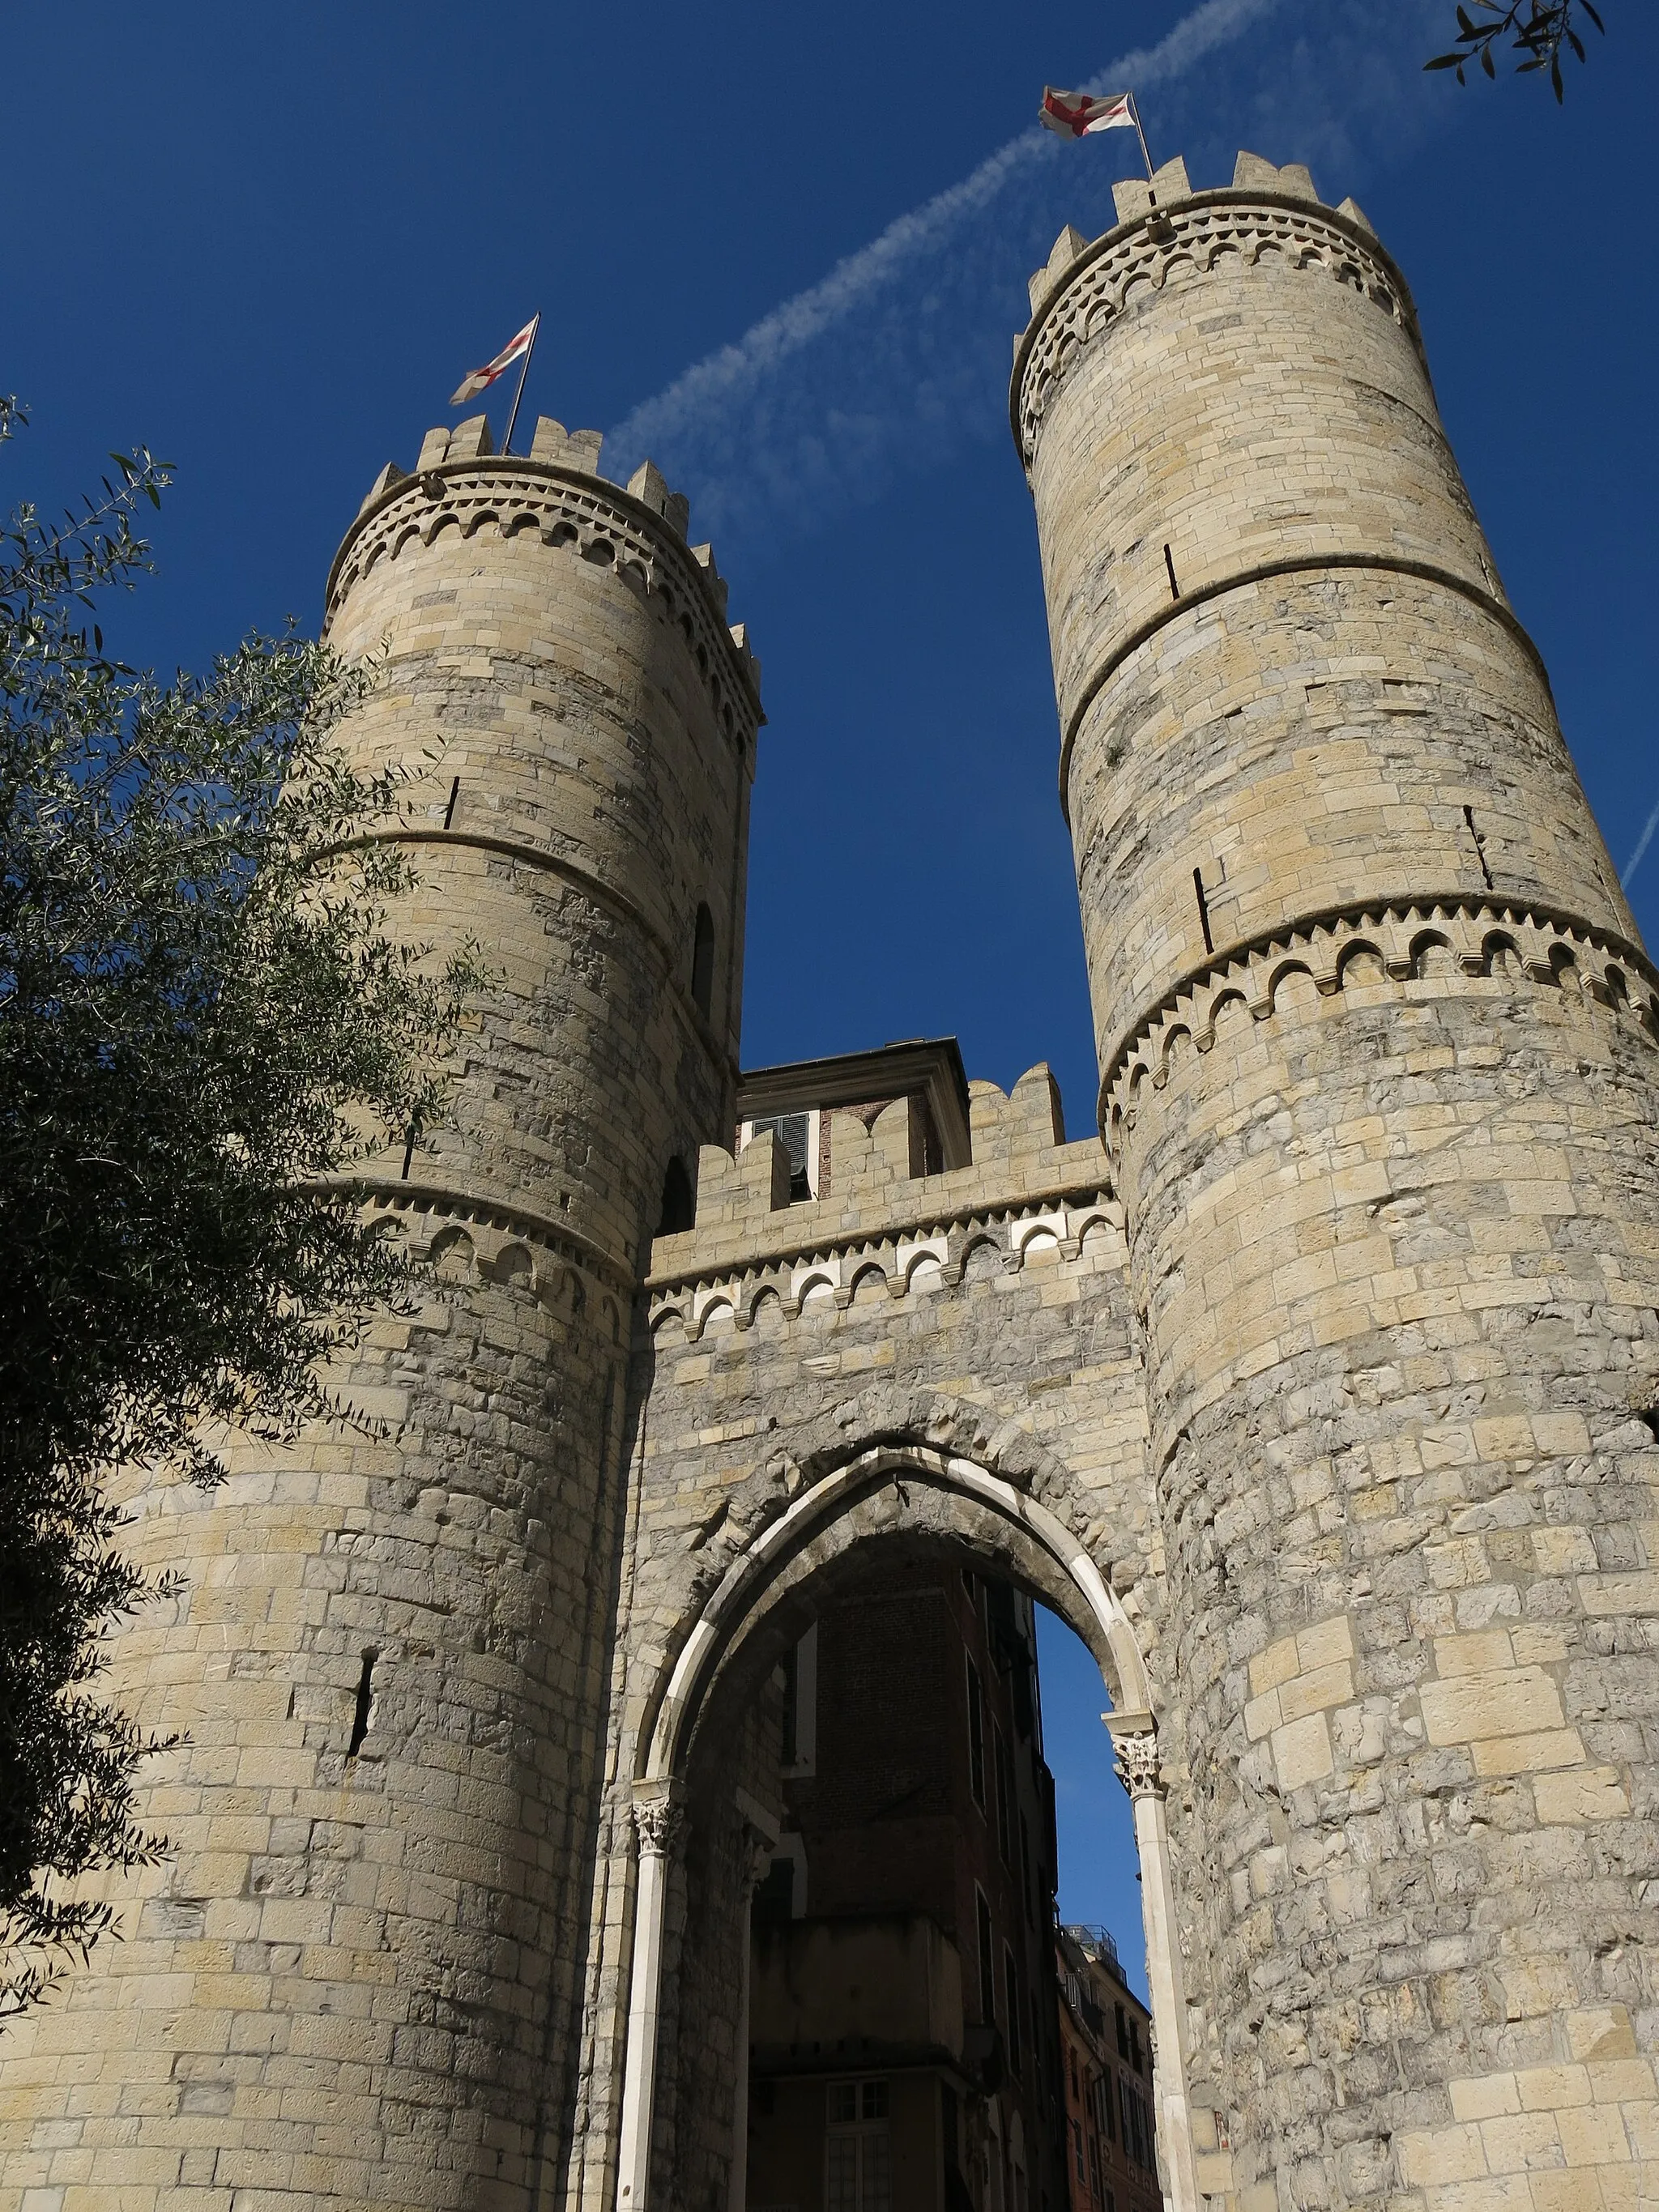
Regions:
[[1039, 87, 1136, 139], [450, 315, 539, 407]]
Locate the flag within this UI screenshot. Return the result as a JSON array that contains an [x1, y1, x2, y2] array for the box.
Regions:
[[1039, 87, 1136, 139], [450, 315, 539, 407]]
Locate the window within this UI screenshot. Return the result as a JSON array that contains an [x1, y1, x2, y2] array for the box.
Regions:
[[751, 1855, 794, 1928], [1115, 2003, 1128, 2061], [1073, 2119, 1085, 2182], [691, 901, 715, 1019], [1087, 2130, 1102, 2202], [744, 1110, 814, 1202], [1069, 2049, 1079, 2099], [1098, 2070, 1115, 2144], [780, 1640, 797, 1765], [1019, 1813, 1034, 1927], [1119, 2080, 1153, 2171], [975, 1888, 996, 2026], [779, 1623, 817, 1773], [994, 1727, 1013, 1865], [754, 1831, 806, 1924], [1004, 1943, 1022, 2076], [656, 1155, 693, 1235], [966, 1658, 986, 1807], [826, 2079, 890, 2212]]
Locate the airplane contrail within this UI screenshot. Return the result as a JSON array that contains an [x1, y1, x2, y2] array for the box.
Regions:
[[605, 0, 1447, 543], [1622, 795, 1659, 889], [610, 0, 1283, 467]]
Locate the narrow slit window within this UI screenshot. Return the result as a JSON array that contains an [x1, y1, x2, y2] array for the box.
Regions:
[[691, 901, 715, 1018], [657, 1155, 694, 1236], [1193, 866, 1214, 955], [348, 1652, 377, 1757]]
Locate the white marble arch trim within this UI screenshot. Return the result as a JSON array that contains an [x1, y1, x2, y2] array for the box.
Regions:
[[616, 1445, 1196, 2212]]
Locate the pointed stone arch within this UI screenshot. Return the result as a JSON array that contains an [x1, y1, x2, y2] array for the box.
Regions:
[[614, 1440, 1198, 2212]]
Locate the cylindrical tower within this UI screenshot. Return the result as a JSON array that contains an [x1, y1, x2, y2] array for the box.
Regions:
[[0, 413, 760, 2210], [1017, 156, 1659, 2202]]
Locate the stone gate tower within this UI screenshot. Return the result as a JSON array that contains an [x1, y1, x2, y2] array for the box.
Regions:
[[1014, 155, 1659, 2205], [0, 415, 761, 2209], [4, 147, 1658, 2212]]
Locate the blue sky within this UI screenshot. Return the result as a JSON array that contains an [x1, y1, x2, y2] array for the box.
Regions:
[[14, 0, 1655, 1993]]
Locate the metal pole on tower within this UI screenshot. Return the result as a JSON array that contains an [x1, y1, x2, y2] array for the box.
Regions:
[[1129, 94, 1155, 183], [501, 314, 540, 456]]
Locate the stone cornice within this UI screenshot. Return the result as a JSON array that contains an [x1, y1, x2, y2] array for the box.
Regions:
[[334, 1170, 638, 1302], [1011, 189, 1422, 467], [323, 455, 763, 751], [1055, 552, 1549, 826], [646, 1183, 1124, 1340], [1098, 893, 1659, 1140]]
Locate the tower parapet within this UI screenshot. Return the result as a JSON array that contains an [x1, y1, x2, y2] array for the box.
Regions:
[[1015, 152, 1636, 1104], [323, 416, 760, 1273]]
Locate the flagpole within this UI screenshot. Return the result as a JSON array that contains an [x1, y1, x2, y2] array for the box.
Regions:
[[501, 313, 539, 457], [1129, 94, 1155, 184]]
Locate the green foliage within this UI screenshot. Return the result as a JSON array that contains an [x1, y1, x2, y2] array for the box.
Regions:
[[0, 397, 479, 2018], [1427, 1, 1605, 97]]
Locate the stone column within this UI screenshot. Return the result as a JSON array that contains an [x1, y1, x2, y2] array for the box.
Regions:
[[618, 1792, 687, 2212], [1106, 1717, 1198, 2212]]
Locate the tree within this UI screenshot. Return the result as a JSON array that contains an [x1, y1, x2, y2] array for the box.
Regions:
[[1428, 1, 1605, 97], [0, 399, 479, 2019]]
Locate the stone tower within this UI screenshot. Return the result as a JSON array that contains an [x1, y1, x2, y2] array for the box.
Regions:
[[0, 413, 761, 2210], [1015, 155, 1659, 2202]]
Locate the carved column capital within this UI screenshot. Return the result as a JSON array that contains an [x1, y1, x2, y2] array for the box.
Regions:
[[632, 1791, 686, 1860], [1105, 1714, 1166, 1801]]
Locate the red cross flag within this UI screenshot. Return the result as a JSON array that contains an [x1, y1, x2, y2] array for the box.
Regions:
[[1039, 87, 1135, 139], [450, 315, 540, 406]]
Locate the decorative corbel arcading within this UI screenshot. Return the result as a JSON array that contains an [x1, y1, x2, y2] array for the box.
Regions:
[[647, 1187, 1124, 1343], [1012, 190, 1421, 466], [1098, 893, 1659, 1149], [329, 1172, 635, 1342], [325, 460, 762, 752]]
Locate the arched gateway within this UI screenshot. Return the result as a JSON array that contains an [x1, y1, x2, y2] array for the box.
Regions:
[[615, 1438, 1197, 2212], [4, 147, 1658, 2212]]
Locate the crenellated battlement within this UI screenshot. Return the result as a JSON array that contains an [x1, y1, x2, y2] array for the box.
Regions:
[[646, 1065, 1120, 1326], [1013, 150, 1416, 467], [327, 415, 762, 743]]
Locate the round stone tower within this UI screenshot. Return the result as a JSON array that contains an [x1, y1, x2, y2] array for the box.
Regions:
[[1017, 156, 1659, 2202], [0, 414, 760, 2210]]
